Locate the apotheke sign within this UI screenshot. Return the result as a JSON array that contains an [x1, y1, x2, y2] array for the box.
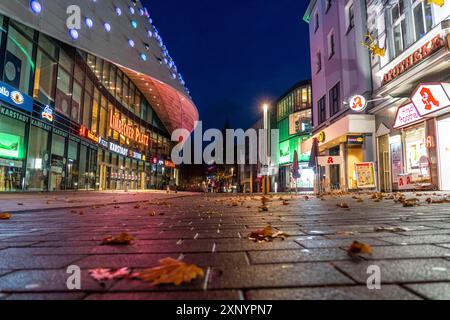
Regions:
[[0, 81, 33, 113]]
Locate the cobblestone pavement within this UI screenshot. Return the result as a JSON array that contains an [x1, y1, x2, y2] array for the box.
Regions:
[[1, 191, 450, 300]]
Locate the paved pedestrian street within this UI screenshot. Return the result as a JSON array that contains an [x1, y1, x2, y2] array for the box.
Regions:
[[1, 191, 450, 300]]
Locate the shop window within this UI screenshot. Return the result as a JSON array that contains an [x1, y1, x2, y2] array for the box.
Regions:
[[79, 144, 88, 189], [3, 25, 34, 94], [327, 31, 335, 59], [26, 125, 49, 191], [0, 113, 26, 192], [109, 64, 116, 93], [346, 2, 355, 33], [34, 49, 56, 105], [59, 50, 74, 73], [67, 140, 79, 190], [405, 125, 430, 183], [102, 61, 110, 86], [82, 92, 92, 127], [329, 82, 340, 116], [391, 0, 407, 57], [91, 90, 99, 133], [74, 64, 84, 84], [72, 81, 82, 122], [99, 98, 107, 138], [56, 68, 72, 117], [316, 51, 322, 74]]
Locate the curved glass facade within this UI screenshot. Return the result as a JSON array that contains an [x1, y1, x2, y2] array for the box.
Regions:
[[0, 15, 177, 192]]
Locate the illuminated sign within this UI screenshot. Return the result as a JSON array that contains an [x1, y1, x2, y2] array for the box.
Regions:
[[108, 112, 150, 146], [0, 132, 23, 159], [318, 156, 343, 166], [164, 160, 176, 168], [79, 125, 99, 143], [98, 137, 109, 148], [109, 142, 128, 156], [0, 81, 33, 112], [347, 135, 364, 145], [42, 105, 54, 122], [129, 150, 142, 160], [393, 103, 422, 129], [349, 95, 367, 112], [383, 35, 445, 84], [411, 83, 450, 117], [318, 131, 326, 143]]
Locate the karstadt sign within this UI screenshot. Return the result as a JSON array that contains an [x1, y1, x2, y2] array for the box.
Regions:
[[0, 81, 33, 113]]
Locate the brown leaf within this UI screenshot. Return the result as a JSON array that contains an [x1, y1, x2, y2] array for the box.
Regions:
[[282, 200, 290, 206], [102, 233, 134, 246], [337, 202, 350, 209], [248, 225, 289, 242], [0, 213, 11, 220], [149, 211, 157, 217], [17, 203, 23, 206], [259, 205, 269, 212], [374, 226, 410, 233], [137, 257, 204, 286], [134, 204, 141, 209], [348, 241, 373, 255]]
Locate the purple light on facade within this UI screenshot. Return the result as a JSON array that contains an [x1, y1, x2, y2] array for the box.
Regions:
[[30, 1, 42, 14], [128, 39, 135, 47], [69, 29, 79, 40], [115, 7, 122, 16], [104, 23, 111, 32]]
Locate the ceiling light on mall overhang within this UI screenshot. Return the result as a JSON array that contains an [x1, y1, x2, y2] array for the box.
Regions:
[[129, 6, 135, 14], [131, 20, 138, 29], [115, 7, 122, 16], [147, 30, 153, 38], [139, 8, 144, 16], [140, 53, 147, 61], [128, 39, 135, 47], [30, 1, 42, 14], [69, 29, 79, 40], [104, 23, 111, 32], [85, 17, 94, 28]]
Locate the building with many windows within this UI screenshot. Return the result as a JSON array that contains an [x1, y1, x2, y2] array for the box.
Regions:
[[302, 0, 375, 192], [367, 0, 450, 192], [0, 0, 198, 192], [275, 80, 313, 192]]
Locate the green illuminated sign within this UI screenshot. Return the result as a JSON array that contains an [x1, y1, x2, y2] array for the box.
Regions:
[[0, 132, 23, 159], [279, 137, 311, 165]]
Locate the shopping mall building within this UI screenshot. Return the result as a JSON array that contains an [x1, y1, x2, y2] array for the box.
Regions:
[[0, 0, 198, 192]]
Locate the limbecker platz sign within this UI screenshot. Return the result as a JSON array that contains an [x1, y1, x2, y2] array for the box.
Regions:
[[108, 112, 150, 146], [383, 35, 445, 85]]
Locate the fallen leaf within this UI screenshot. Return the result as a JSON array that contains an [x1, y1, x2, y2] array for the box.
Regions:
[[348, 241, 373, 256], [89, 267, 131, 281], [337, 203, 350, 209], [134, 204, 141, 209], [149, 211, 157, 217], [282, 200, 290, 206], [0, 213, 11, 220], [102, 233, 134, 246], [136, 257, 204, 286], [248, 225, 289, 242], [259, 205, 269, 212], [374, 226, 410, 233], [17, 203, 23, 206]]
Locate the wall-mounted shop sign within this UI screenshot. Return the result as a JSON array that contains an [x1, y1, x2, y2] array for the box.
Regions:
[[411, 83, 450, 117], [109, 142, 128, 156], [31, 119, 51, 131], [41, 105, 54, 122], [0, 81, 33, 113], [98, 137, 109, 149], [347, 135, 365, 145], [129, 150, 142, 160], [164, 160, 176, 168], [349, 95, 367, 112], [0, 106, 29, 123], [79, 125, 99, 144], [393, 103, 422, 129], [317, 131, 326, 143], [108, 112, 150, 146], [397, 174, 413, 190], [317, 156, 343, 166], [383, 35, 445, 84]]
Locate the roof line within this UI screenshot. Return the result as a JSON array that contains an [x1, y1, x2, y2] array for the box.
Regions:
[[303, 0, 316, 24]]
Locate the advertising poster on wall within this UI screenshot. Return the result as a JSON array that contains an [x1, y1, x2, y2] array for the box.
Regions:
[[0, 132, 23, 159], [355, 162, 377, 189], [390, 141, 403, 184]]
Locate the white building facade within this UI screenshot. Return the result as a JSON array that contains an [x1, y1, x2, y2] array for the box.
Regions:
[[367, 0, 450, 191]]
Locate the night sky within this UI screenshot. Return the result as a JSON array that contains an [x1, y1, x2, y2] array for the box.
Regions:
[[144, 0, 311, 130]]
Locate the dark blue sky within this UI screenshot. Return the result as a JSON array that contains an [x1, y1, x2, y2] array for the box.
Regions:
[[145, 0, 311, 130]]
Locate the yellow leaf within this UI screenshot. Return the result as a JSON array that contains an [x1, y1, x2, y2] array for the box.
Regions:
[[102, 233, 134, 245], [137, 258, 204, 286], [0, 213, 11, 220], [248, 226, 289, 242]]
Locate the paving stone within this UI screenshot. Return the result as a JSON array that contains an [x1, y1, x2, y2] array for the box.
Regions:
[[296, 238, 389, 249], [334, 259, 450, 284], [248, 248, 351, 264], [361, 245, 450, 260], [246, 285, 421, 300], [405, 283, 450, 300], [6, 292, 87, 300], [0, 252, 84, 269], [208, 263, 354, 289], [381, 235, 450, 245], [215, 240, 301, 252], [85, 290, 242, 300]]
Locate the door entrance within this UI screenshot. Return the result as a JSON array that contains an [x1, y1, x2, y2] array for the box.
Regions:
[[99, 164, 107, 191], [438, 117, 450, 190], [378, 135, 391, 192]]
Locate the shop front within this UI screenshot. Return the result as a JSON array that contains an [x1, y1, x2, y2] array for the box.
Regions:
[[301, 114, 376, 192]]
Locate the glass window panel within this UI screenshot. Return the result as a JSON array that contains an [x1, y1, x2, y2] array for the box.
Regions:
[[38, 34, 57, 58], [26, 126, 49, 191], [91, 90, 99, 133], [82, 92, 92, 127], [72, 81, 82, 122], [34, 49, 56, 105], [56, 68, 71, 117], [59, 50, 73, 72], [4, 25, 34, 94]]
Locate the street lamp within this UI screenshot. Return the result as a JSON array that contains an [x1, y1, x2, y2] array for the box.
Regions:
[[262, 103, 270, 195]]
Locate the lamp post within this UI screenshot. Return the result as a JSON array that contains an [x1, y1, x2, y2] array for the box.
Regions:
[[263, 103, 270, 195]]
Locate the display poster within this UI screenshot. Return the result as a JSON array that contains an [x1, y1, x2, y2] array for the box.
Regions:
[[355, 162, 377, 189], [390, 141, 403, 183]]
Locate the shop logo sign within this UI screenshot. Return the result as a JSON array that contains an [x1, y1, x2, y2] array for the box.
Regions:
[[411, 83, 450, 116], [42, 105, 54, 122], [0, 81, 33, 113], [349, 95, 367, 112], [393, 103, 422, 129]]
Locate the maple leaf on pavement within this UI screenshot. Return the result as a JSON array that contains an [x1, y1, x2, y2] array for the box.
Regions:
[[348, 241, 373, 256], [248, 225, 289, 242], [89, 267, 131, 281], [0, 213, 11, 220], [137, 258, 204, 286]]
